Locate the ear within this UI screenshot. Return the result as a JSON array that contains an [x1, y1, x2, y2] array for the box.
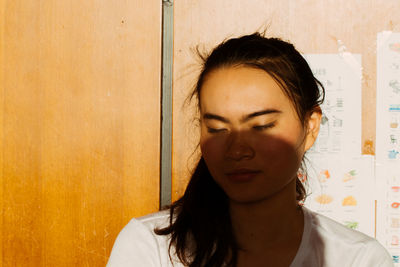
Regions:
[[304, 107, 322, 151]]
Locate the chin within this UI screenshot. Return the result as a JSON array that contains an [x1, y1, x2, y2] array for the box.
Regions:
[[220, 179, 296, 205], [229, 195, 269, 205], [222, 186, 276, 204]]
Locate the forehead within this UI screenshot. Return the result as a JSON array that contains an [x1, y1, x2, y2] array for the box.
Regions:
[[200, 66, 292, 115]]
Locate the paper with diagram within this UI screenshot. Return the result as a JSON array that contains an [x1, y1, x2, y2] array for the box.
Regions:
[[376, 31, 400, 265]]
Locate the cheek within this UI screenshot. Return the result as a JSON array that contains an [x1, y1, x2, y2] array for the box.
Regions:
[[254, 133, 304, 174], [258, 139, 299, 164], [200, 134, 225, 164]]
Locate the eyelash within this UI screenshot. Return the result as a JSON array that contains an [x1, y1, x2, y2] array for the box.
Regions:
[[207, 127, 226, 133], [207, 123, 275, 133], [253, 123, 275, 131]]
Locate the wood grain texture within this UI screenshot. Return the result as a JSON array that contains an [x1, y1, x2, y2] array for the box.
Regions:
[[172, 0, 400, 201], [0, 1, 4, 265], [0, 0, 161, 266]]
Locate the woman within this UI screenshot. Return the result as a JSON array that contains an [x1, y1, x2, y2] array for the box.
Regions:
[[107, 32, 392, 267]]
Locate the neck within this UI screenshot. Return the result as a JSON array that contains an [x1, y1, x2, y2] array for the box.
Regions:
[[229, 180, 304, 253]]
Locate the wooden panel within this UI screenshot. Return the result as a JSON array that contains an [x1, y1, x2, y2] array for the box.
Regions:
[[0, 0, 161, 266], [0, 1, 4, 265], [172, 0, 400, 201]]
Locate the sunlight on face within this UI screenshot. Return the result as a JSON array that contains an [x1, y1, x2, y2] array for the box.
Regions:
[[199, 66, 316, 203]]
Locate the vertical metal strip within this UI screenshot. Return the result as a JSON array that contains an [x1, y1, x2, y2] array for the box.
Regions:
[[160, 0, 173, 209]]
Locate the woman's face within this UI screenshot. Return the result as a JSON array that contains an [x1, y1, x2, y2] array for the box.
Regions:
[[199, 66, 320, 203]]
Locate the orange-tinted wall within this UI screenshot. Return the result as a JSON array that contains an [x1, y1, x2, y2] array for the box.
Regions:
[[0, 0, 161, 266]]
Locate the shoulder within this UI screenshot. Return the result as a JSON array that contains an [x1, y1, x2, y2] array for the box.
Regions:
[[107, 210, 173, 267], [303, 207, 393, 266], [137, 209, 171, 230], [305, 207, 371, 242], [114, 209, 171, 246]]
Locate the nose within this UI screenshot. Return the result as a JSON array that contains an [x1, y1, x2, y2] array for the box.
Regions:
[[225, 131, 255, 161]]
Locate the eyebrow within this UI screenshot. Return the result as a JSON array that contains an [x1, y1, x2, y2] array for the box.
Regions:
[[203, 109, 282, 124]]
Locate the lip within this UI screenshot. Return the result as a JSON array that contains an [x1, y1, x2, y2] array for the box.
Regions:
[[226, 169, 261, 182], [226, 168, 260, 175]]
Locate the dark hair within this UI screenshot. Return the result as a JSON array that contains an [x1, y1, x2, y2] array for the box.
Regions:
[[155, 32, 325, 267]]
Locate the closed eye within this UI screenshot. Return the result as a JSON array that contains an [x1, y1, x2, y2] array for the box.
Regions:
[[207, 123, 275, 133], [253, 123, 275, 131], [207, 127, 227, 133]]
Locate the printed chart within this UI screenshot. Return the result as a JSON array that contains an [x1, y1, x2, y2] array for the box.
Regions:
[[304, 54, 362, 156], [376, 31, 400, 265], [303, 54, 375, 237], [304, 155, 375, 237]]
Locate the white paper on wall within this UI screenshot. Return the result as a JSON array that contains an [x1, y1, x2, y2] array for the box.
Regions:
[[376, 31, 400, 265], [303, 54, 362, 156], [303, 155, 375, 237], [301, 54, 375, 237], [376, 163, 400, 265]]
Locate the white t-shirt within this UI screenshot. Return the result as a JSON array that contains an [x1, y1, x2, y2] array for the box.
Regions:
[[107, 207, 393, 266]]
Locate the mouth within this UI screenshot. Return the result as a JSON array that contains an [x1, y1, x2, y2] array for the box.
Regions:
[[225, 169, 261, 182]]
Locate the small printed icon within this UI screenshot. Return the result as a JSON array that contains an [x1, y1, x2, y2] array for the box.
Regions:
[[344, 221, 358, 230], [392, 235, 399, 246], [336, 98, 344, 108], [312, 68, 327, 76], [389, 80, 400, 94], [318, 169, 331, 183], [393, 255, 400, 263], [391, 202, 400, 209], [343, 170, 356, 182], [391, 217, 400, 228], [342, 196, 357, 206], [392, 186, 400, 192], [391, 62, 400, 70], [389, 42, 400, 53], [390, 135, 397, 144], [332, 115, 342, 127], [389, 105, 400, 111], [390, 117, 399, 128], [315, 194, 333, 205], [388, 150, 400, 159]]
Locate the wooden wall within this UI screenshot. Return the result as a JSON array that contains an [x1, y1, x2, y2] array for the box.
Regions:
[[172, 0, 400, 201], [0, 0, 161, 266]]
